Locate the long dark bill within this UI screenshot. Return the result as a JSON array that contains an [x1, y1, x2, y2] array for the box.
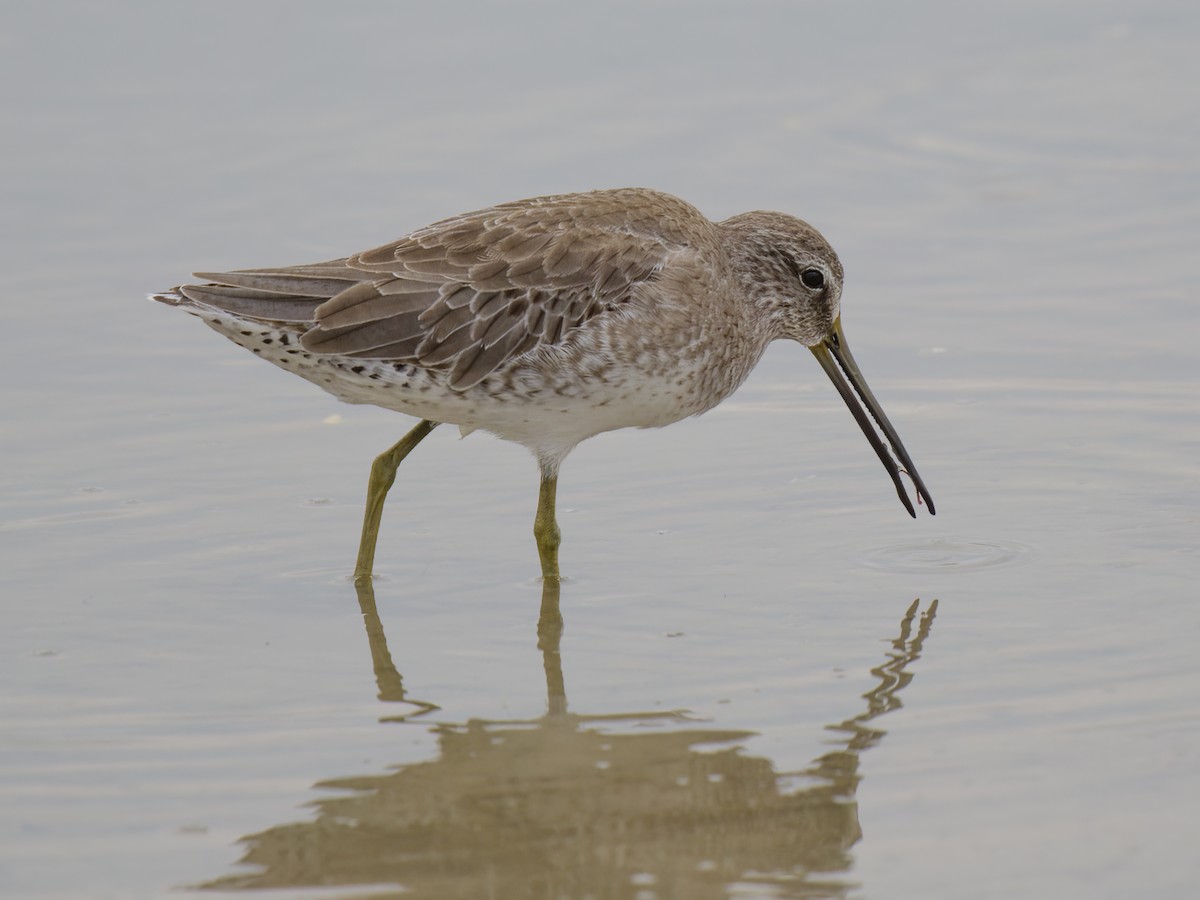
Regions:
[[809, 318, 935, 518]]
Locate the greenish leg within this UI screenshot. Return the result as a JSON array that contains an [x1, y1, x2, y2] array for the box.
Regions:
[[533, 467, 562, 582], [354, 419, 438, 580]]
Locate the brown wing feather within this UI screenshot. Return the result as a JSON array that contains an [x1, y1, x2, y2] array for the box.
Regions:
[[170, 189, 712, 391]]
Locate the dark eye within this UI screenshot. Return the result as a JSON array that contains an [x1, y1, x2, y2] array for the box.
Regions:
[[801, 268, 825, 290]]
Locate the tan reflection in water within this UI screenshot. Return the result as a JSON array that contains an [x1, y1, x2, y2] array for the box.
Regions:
[[203, 583, 936, 898]]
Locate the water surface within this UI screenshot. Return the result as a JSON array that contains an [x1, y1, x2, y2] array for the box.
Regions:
[[2, 2, 1198, 898]]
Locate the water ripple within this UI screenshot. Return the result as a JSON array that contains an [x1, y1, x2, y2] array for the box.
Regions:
[[861, 538, 1030, 574]]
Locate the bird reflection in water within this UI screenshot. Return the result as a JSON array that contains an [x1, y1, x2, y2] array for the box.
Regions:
[[202, 582, 936, 898]]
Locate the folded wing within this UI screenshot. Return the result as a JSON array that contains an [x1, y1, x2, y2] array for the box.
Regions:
[[176, 189, 703, 390]]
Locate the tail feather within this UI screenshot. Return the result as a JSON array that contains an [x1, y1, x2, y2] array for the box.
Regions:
[[191, 266, 358, 299], [150, 260, 365, 325], [178, 284, 322, 323]]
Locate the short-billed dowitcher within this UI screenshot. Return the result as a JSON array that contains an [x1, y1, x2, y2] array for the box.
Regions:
[[153, 188, 933, 581]]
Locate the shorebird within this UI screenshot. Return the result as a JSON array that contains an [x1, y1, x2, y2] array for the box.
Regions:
[[153, 188, 933, 581]]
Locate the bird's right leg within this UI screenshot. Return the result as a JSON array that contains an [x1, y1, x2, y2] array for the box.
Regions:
[[354, 419, 438, 580], [533, 461, 563, 583]]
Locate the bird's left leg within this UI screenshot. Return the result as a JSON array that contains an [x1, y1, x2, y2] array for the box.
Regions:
[[354, 419, 439, 580]]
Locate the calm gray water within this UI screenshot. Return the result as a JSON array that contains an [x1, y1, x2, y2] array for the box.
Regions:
[[2, 2, 1198, 898]]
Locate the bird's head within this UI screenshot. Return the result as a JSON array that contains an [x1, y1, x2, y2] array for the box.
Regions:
[[719, 210, 843, 347]]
